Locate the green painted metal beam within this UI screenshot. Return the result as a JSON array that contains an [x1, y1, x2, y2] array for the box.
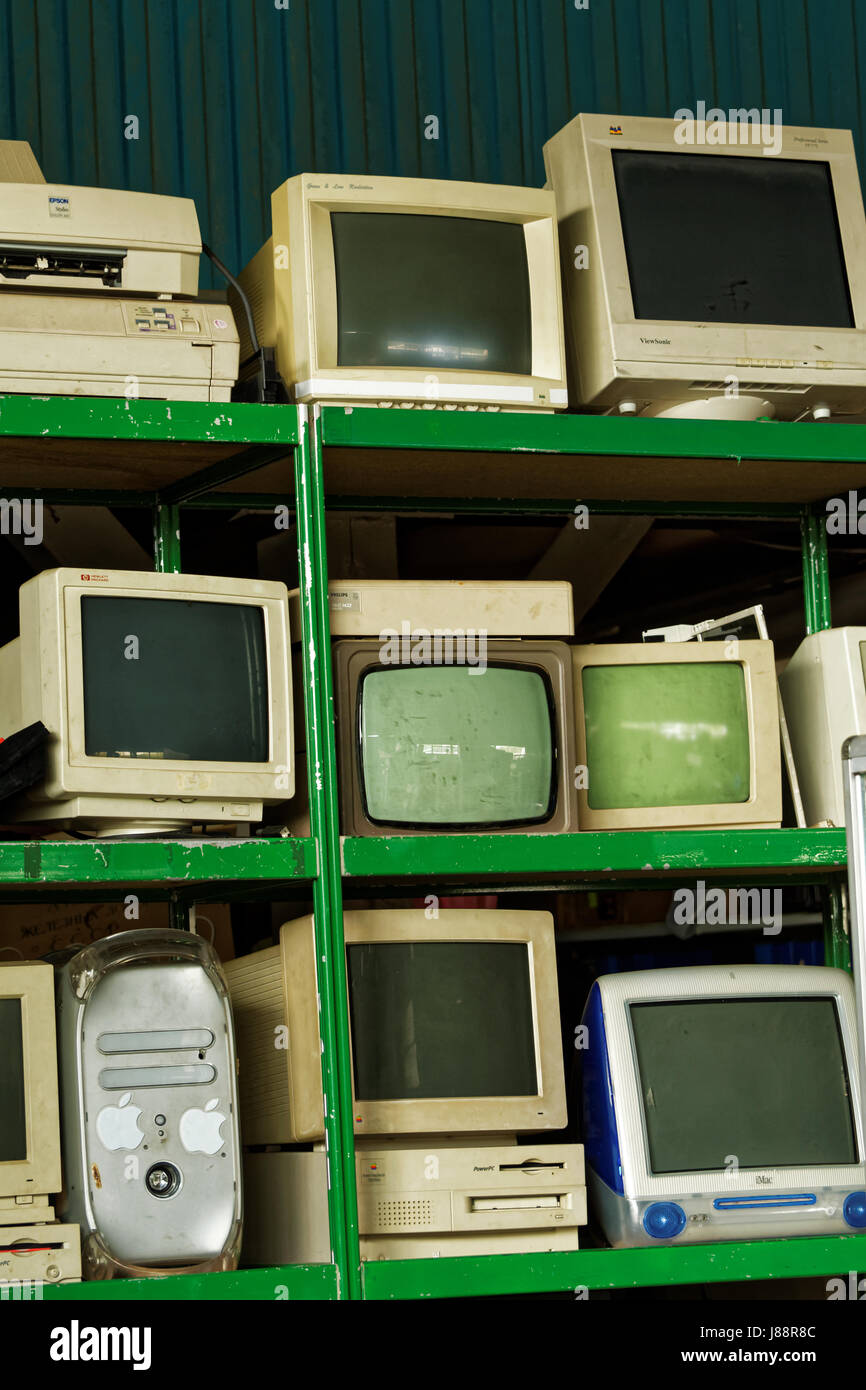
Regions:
[[360, 1235, 866, 1301], [0, 395, 300, 445], [158, 444, 291, 505], [41, 1263, 338, 1301], [340, 830, 847, 881], [325, 494, 804, 519], [0, 837, 318, 886], [320, 406, 866, 465]]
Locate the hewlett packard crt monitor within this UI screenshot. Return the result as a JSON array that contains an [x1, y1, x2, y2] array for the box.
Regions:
[[236, 174, 567, 411], [582, 965, 866, 1247], [543, 114, 866, 419], [0, 568, 293, 833], [572, 639, 782, 830]]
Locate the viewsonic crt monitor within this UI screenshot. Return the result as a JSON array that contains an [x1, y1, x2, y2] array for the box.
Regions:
[[0, 960, 81, 1285], [572, 639, 782, 830], [325, 580, 577, 835], [225, 909, 567, 1143], [582, 965, 866, 1247], [0, 568, 292, 834], [780, 627, 866, 827], [543, 113, 866, 420], [235, 174, 568, 411]]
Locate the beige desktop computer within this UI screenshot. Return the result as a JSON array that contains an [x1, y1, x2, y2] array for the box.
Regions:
[[235, 173, 567, 411], [0, 961, 81, 1286], [226, 910, 585, 1262], [780, 627, 866, 827], [543, 113, 866, 420]]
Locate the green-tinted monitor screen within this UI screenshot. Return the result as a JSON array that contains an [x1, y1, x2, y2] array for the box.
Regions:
[[582, 662, 750, 809], [81, 596, 269, 762], [347, 941, 538, 1100], [0, 999, 27, 1163], [359, 665, 555, 826], [331, 212, 533, 374], [630, 997, 857, 1173]]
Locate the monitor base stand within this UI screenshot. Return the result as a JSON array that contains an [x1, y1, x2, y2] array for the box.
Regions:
[[639, 394, 774, 422]]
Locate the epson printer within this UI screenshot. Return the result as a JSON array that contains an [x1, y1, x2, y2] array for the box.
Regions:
[[0, 141, 239, 400]]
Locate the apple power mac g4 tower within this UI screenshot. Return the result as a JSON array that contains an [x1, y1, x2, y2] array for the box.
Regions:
[[55, 929, 242, 1279]]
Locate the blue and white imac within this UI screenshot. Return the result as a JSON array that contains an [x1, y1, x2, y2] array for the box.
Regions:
[[582, 965, 866, 1247]]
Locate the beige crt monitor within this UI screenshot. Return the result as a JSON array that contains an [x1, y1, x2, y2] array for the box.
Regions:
[[235, 173, 567, 411], [0, 961, 81, 1285], [543, 113, 866, 420], [780, 627, 866, 827], [225, 909, 567, 1143], [572, 640, 782, 831], [0, 568, 293, 834]]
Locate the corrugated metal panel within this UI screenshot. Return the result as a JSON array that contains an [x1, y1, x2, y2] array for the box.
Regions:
[[1, 0, 866, 284]]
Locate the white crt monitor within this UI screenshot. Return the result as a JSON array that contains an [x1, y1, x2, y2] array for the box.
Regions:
[[582, 965, 866, 1248], [236, 174, 567, 411], [225, 909, 567, 1143], [543, 113, 866, 419], [572, 639, 782, 831], [0, 568, 292, 834], [780, 627, 866, 827], [0, 961, 62, 1214]]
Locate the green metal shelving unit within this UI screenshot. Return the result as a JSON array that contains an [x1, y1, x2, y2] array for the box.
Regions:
[[2, 398, 865, 1299]]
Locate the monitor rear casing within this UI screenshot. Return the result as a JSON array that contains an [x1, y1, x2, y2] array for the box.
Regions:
[[779, 627, 866, 827]]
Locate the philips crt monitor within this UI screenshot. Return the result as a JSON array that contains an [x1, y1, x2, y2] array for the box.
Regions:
[[0, 960, 81, 1285], [55, 930, 241, 1279], [780, 627, 866, 827], [582, 965, 866, 1248], [226, 910, 585, 1260], [572, 640, 782, 830], [0, 568, 292, 834], [323, 579, 577, 835], [235, 174, 568, 411], [543, 114, 866, 420]]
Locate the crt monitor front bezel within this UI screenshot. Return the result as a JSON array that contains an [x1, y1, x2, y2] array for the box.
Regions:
[[571, 639, 782, 830], [275, 174, 568, 406], [0, 961, 62, 1201], [594, 964, 865, 1200], [21, 568, 293, 805], [333, 639, 578, 835], [281, 909, 568, 1139], [543, 114, 866, 408]]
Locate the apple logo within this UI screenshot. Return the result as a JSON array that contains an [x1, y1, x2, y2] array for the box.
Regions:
[[96, 1092, 144, 1152], [179, 1098, 227, 1156]]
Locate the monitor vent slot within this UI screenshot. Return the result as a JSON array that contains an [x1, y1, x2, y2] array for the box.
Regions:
[[376, 1199, 434, 1229], [688, 379, 808, 394]]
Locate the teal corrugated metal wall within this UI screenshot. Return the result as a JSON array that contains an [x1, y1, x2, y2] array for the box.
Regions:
[[1, 0, 865, 283]]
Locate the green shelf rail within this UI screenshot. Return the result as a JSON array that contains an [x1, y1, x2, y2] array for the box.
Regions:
[[1, 400, 863, 1300]]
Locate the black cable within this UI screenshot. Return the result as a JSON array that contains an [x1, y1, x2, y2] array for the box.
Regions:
[[201, 241, 260, 354]]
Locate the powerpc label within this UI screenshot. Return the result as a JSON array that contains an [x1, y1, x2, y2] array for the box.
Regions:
[[49, 196, 71, 218], [329, 590, 361, 613]]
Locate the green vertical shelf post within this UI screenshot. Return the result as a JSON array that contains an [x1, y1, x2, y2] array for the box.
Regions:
[[294, 405, 362, 1299], [153, 502, 182, 574], [823, 882, 852, 973], [800, 503, 831, 635]]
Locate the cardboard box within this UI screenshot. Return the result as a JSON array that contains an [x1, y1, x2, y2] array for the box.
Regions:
[[0, 900, 234, 964]]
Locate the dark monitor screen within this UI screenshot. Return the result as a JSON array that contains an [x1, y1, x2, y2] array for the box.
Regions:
[[358, 664, 555, 826], [331, 211, 533, 374], [630, 997, 857, 1173], [347, 941, 538, 1100], [0, 999, 27, 1162], [612, 150, 854, 328], [81, 596, 269, 762]]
